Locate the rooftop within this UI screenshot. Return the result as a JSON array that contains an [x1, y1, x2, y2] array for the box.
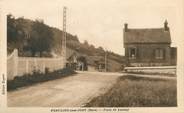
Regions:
[[123, 21, 171, 44]]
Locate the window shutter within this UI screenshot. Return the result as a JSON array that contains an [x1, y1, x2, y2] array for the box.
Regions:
[[163, 49, 165, 60]]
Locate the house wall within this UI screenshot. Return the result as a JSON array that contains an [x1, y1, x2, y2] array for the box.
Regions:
[[170, 47, 177, 65], [124, 43, 176, 66]]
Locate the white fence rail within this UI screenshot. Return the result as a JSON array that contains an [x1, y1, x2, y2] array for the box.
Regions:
[[124, 66, 176, 75], [7, 49, 64, 80], [125, 66, 176, 70]]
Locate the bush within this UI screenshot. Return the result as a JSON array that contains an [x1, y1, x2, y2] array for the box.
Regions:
[[7, 68, 76, 91]]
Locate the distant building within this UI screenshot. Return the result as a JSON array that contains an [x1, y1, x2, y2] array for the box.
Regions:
[[123, 20, 177, 67], [67, 52, 88, 71], [92, 56, 106, 72]]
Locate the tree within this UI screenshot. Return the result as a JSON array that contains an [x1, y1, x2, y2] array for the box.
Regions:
[[97, 46, 104, 51], [27, 20, 54, 57], [84, 40, 89, 46], [7, 14, 15, 42], [7, 14, 27, 42]]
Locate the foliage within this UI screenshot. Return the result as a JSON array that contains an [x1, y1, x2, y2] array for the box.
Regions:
[[83, 40, 89, 46], [7, 14, 16, 42], [26, 20, 54, 56], [7, 68, 76, 91], [7, 14, 54, 57]]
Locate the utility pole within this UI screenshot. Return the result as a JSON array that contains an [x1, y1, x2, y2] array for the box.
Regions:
[[105, 50, 107, 72], [62, 6, 67, 67]]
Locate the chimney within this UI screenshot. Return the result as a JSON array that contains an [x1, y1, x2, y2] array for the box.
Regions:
[[124, 23, 128, 32], [164, 20, 169, 31]]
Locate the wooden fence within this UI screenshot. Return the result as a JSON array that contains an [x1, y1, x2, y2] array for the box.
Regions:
[[7, 49, 64, 80]]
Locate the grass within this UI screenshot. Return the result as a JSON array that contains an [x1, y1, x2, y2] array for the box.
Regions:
[[7, 68, 76, 91], [85, 75, 177, 107]]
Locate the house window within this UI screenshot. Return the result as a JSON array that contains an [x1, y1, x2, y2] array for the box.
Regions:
[[155, 49, 164, 59], [129, 48, 137, 59]]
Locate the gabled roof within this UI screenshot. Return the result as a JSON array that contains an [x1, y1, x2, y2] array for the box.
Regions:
[[124, 28, 171, 44]]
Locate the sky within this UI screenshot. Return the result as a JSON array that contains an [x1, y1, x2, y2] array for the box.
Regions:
[[2, 0, 183, 55]]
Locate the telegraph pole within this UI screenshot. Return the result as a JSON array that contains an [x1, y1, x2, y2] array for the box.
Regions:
[[105, 50, 107, 72], [62, 6, 67, 67]]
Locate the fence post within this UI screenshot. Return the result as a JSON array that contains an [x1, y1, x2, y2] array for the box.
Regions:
[[26, 59, 29, 74], [34, 58, 37, 71], [43, 61, 45, 73], [14, 49, 18, 77]]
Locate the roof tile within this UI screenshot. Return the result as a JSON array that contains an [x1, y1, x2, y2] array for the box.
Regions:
[[124, 28, 171, 44]]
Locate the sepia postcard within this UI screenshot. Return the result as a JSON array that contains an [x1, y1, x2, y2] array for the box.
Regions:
[[0, 0, 184, 113]]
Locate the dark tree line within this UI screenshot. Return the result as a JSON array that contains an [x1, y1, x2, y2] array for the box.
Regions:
[[7, 14, 54, 57], [26, 20, 54, 57]]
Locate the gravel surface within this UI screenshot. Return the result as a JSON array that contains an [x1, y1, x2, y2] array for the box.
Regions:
[[8, 71, 120, 107]]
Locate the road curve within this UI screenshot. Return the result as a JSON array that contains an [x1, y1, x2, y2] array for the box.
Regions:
[[8, 72, 120, 107]]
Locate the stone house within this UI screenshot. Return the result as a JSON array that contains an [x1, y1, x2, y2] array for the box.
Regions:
[[123, 20, 177, 67]]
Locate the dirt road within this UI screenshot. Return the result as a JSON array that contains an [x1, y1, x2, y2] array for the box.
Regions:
[[8, 71, 120, 107]]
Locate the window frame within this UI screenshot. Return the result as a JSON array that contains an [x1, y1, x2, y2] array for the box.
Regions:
[[129, 47, 137, 59], [155, 48, 165, 60]]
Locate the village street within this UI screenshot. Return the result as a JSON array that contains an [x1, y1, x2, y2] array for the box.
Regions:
[[8, 71, 122, 107], [8, 70, 176, 107]]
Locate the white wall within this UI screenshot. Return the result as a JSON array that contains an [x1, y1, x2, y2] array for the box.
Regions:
[[7, 49, 64, 80]]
